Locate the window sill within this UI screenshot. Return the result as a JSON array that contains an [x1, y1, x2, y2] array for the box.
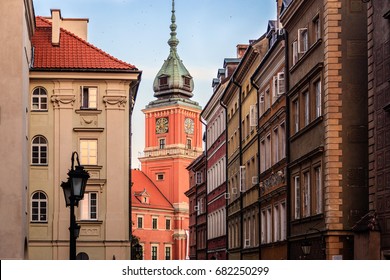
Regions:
[[31, 110, 48, 113], [75, 109, 102, 115], [30, 221, 48, 225], [77, 220, 103, 225], [290, 116, 323, 142], [30, 164, 48, 167], [290, 39, 322, 74], [291, 213, 324, 225]]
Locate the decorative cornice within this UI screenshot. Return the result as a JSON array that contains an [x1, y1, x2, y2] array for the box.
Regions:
[[102, 95, 127, 109], [50, 94, 75, 108]]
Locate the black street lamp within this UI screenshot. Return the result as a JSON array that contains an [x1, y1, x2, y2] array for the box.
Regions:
[[61, 152, 90, 260]]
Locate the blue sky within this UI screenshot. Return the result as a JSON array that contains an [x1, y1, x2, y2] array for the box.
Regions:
[[33, 0, 277, 167]]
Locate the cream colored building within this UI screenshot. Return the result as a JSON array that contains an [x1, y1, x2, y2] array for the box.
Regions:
[[28, 10, 141, 259], [0, 0, 35, 259]]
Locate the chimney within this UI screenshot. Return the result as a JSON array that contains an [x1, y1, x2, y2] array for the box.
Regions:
[[51, 9, 61, 46]]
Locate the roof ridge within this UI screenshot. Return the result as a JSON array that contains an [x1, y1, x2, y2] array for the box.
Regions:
[[35, 16, 137, 70]]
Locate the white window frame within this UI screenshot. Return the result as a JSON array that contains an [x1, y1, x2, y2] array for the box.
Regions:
[[298, 28, 308, 54], [294, 175, 301, 219], [293, 99, 299, 133], [292, 40, 298, 65], [152, 217, 158, 230], [79, 192, 98, 220], [151, 245, 158, 260], [31, 136, 48, 165], [239, 165, 246, 192], [80, 139, 98, 165], [249, 104, 258, 128], [31, 191, 48, 222], [303, 171, 311, 217], [81, 86, 98, 109], [164, 245, 172, 260], [137, 215, 143, 229], [315, 79, 322, 118], [195, 171, 202, 185], [304, 91, 310, 126], [31, 87, 48, 111]]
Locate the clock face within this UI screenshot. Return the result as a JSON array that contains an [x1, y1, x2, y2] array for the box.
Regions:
[[184, 118, 194, 134], [156, 117, 168, 134]]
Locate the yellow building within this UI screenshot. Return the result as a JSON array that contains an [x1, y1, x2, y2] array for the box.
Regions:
[[28, 10, 141, 259]]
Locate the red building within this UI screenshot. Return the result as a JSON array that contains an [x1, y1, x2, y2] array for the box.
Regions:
[[133, 0, 202, 260]]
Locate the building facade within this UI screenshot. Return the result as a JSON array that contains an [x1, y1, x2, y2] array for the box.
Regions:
[[281, 0, 368, 259], [356, 0, 390, 260], [186, 153, 207, 259], [137, 0, 202, 260], [0, 0, 34, 260], [252, 18, 287, 260], [131, 169, 175, 260], [28, 11, 141, 259], [202, 68, 230, 260]]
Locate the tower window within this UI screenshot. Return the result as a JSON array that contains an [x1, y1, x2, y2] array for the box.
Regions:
[[159, 138, 166, 149], [184, 77, 191, 87], [159, 77, 168, 86], [186, 138, 192, 149]]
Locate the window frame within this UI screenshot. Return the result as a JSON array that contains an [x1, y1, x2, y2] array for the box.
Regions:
[[31, 191, 48, 223], [151, 245, 158, 260], [31, 135, 48, 165], [137, 216, 143, 229], [159, 138, 166, 149], [152, 217, 158, 230], [79, 192, 98, 221], [31, 87, 48, 111], [80, 86, 98, 110], [79, 139, 98, 165]]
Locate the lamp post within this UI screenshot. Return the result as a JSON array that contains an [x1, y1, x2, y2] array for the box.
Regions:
[[61, 152, 90, 260]]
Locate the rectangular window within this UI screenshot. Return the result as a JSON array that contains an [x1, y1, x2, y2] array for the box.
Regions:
[[315, 166, 323, 214], [249, 104, 258, 127], [294, 176, 300, 219], [293, 99, 299, 133], [280, 123, 286, 159], [273, 127, 279, 165], [137, 216, 143, 228], [266, 208, 272, 243], [165, 246, 171, 260], [265, 134, 271, 170], [79, 192, 98, 220], [195, 171, 202, 185], [81, 87, 97, 109], [298, 28, 308, 54], [260, 139, 266, 173], [315, 80, 322, 118], [281, 201, 287, 240], [151, 246, 158, 260], [292, 40, 298, 65], [80, 139, 97, 165], [165, 219, 171, 230], [159, 138, 166, 149], [273, 204, 280, 242], [261, 209, 266, 244], [239, 165, 246, 192], [259, 93, 265, 117], [152, 217, 158, 229], [313, 16, 321, 41], [265, 88, 270, 111], [186, 138, 192, 149], [303, 171, 311, 217], [304, 91, 310, 126]]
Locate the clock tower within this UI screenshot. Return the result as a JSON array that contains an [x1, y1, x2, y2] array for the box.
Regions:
[[139, 0, 202, 260]]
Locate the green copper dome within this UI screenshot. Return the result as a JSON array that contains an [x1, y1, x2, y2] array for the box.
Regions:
[[153, 0, 194, 99]]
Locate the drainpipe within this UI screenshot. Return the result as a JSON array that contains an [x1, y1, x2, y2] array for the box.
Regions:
[[282, 29, 292, 260], [250, 75, 261, 259], [129, 72, 141, 259], [219, 99, 229, 259], [199, 116, 208, 259]]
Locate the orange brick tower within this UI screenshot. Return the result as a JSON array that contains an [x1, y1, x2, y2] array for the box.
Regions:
[[138, 0, 202, 260]]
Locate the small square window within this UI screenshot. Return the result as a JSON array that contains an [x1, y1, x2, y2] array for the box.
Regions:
[[156, 173, 164, 181]]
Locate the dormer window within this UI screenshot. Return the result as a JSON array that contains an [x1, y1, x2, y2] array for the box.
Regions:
[[159, 76, 168, 86], [184, 76, 191, 87]]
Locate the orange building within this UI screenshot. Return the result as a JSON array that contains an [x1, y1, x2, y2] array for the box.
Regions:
[[133, 0, 202, 260]]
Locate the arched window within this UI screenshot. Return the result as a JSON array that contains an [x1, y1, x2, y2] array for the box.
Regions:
[[31, 136, 48, 165], [31, 191, 47, 222], [31, 87, 48, 111]]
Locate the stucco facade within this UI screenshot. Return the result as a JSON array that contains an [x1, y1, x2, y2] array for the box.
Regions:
[[28, 12, 141, 260], [0, 0, 35, 260]]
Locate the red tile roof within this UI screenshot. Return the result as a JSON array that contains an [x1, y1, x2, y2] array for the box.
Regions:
[[32, 17, 137, 71], [131, 169, 174, 210]]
